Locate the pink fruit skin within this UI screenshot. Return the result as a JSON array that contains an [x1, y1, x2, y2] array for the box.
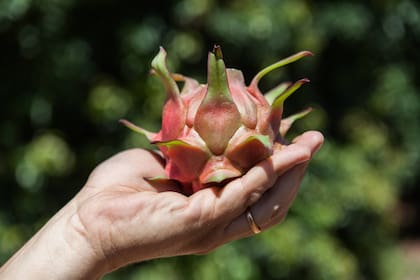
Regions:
[[121, 46, 313, 195]]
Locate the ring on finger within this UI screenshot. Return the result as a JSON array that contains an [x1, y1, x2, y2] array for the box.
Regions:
[[246, 207, 262, 234]]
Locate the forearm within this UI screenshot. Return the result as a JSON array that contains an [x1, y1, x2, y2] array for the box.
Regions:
[[0, 201, 106, 280]]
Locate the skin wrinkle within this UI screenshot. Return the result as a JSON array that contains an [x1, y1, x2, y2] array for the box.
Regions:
[[96, 195, 147, 269], [69, 205, 103, 261], [281, 145, 311, 169], [265, 208, 288, 229], [248, 191, 263, 207], [74, 191, 135, 272], [271, 204, 283, 219], [242, 164, 273, 207], [76, 201, 116, 271], [105, 224, 125, 272], [167, 207, 219, 256], [196, 185, 233, 225], [241, 160, 275, 207], [63, 216, 103, 279], [262, 163, 308, 229], [190, 191, 220, 230]]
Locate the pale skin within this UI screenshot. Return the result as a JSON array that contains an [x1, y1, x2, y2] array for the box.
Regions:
[[0, 131, 323, 279]]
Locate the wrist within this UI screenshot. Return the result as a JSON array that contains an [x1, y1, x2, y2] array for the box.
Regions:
[[0, 200, 107, 279]]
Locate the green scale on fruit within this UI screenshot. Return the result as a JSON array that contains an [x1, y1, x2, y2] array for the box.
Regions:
[[121, 46, 313, 194]]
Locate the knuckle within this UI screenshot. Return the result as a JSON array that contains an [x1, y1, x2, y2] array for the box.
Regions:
[[273, 209, 289, 225], [185, 195, 218, 229], [246, 190, 264, 207], [298, 145, 312, 162], [264, 205, 289, 228]]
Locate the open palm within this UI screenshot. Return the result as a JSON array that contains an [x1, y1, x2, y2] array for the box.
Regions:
[[70, 131, 323, 273]]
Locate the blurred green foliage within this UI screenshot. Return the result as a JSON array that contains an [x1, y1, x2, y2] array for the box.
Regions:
[[1, 0, 420, 279]]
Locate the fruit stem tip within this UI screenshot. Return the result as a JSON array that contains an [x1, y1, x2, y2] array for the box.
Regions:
[[213, 45, 223, 60]]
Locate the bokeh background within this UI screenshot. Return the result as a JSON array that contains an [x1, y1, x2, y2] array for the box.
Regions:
[[1, 0, 420, 279]]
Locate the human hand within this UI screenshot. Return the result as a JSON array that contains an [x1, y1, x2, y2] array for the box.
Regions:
[[0, 131, 323, 279], [74, 130, 323, 274]]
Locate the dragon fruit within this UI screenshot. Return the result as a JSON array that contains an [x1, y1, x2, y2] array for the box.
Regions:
[[121, 46, 312, 194]]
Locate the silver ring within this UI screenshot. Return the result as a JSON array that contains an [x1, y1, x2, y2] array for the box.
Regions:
[[246, 207, 261, 234]]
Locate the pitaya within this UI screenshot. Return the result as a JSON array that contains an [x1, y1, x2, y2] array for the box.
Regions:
[[121, 46, 312, 195]]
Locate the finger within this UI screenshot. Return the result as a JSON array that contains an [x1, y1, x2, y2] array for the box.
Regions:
[[221, 131, 323, 240], [85, 149, 173, 192], [292, 130, 324, 155], [223, 162, 308, 240], [216, 130, 323, 218], [189, 130, 321, 228], [258, 163, 309, 229]]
